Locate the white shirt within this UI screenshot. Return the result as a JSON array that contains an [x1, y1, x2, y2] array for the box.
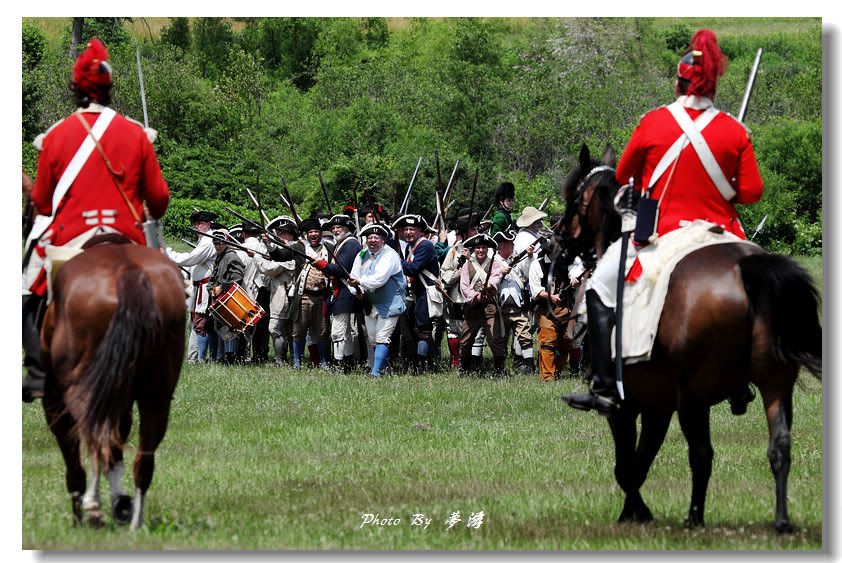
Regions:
[[351, 244, 402, 292], [165, 233, 216, 313]]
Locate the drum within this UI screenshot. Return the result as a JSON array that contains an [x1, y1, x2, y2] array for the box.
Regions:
[[208, 283, 265, 334]]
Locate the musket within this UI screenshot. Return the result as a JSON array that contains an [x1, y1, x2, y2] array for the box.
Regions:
[[351, 179, 362, 242], [399, 156, 423, 215], [224, 206, 264, 234], [750, 213, 769, 242], [737, 48, 763, 123], [435, 151, 443, 192], [464, 169, 480, 238], [538, 197, 549, 212], [433, 160, 460, 230], [135, 42, 149, 129], [180, 238, 197, 248], [279, 175, 302, 224], [317, 171, 333, 214], [245, 187, 269, 225], [134, 42, 164, 249], [480, 202, 495, 222], [433, 189, 444, 231], [188, 227, 274, 260]]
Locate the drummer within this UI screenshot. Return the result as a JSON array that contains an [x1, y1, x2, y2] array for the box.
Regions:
[[209, 229, 246, 365]]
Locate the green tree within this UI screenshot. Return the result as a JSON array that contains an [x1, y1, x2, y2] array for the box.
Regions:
[[160, 17, 191, 52], [22, 21, 47, 142], [193, 17, 234, 79]]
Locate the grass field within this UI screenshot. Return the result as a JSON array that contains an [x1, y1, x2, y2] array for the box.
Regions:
[[21, 255, 823, 550], [21, 361, 823, 550]]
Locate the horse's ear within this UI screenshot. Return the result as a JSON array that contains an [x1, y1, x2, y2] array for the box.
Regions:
[[603, 145, 617, 168], [579, 144, 592, 173]]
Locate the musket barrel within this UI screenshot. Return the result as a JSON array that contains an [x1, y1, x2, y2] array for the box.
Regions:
[[399, 157, 423, 215], [737, 48, 763, 123], [135, 44, 149, 129]]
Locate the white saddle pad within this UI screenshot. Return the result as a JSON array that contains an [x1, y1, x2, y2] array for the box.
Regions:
[[611, 220, 757, 364]]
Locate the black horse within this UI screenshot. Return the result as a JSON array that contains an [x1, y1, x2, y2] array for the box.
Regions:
[[551, 144, 822, 533]]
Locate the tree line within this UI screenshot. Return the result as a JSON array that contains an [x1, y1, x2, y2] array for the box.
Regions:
[[22, 17, 822, 254]]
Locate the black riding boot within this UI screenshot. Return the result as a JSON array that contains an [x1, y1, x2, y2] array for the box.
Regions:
[[22, 294, 46, 402], [561, 289, 620, 416]]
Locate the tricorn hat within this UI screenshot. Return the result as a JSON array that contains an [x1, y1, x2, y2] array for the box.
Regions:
[[359, 223, 390, 239], [298, 218, 322, 234], [190, 210, 218, 224], [492, 229, 516, 243], [210, 228, 231, 245], [323, 213, 356, 232], [392, 214, 428, 230], [266, 215, 298, 234], [463, 233, 498, 250], [516, 206, 548, 228]]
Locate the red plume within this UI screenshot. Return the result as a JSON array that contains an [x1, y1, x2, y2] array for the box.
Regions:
[[72, 37, 112, 98], [682, 29, 726, 98]]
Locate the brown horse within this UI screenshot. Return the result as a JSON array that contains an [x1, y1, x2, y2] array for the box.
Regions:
[[39, 237, 186, 529], [551, 144, 822, 533]]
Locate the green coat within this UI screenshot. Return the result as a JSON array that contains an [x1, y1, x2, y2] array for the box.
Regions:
[[490, 208, 513, 236]]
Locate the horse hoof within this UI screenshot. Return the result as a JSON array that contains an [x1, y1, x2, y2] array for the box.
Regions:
[[111, 494, 133, 525], [775, 521, 795, 535], [683, 516, 704, 529], [84, 508, 106, 529], [619, 510, 653, 524]]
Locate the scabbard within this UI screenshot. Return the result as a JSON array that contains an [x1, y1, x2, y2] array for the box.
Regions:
[[614, 232, 629, 400]]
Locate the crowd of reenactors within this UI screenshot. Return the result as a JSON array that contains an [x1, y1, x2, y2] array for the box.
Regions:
[[168, 181, 589, 380]]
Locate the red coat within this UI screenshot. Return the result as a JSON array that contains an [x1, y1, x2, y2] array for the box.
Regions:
[[32, 108, 170, 249], [615, 100, 763, 239]]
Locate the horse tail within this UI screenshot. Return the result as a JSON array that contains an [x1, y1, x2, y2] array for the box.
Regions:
[[72, 264, 163, 468], [739, 253, 822, 378]]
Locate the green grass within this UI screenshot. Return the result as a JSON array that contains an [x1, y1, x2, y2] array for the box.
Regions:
[[22, 364, 822, 550]]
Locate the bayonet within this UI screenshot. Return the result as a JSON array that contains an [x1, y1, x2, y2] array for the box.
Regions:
[[245, 187, 269, 225], [318, 171, 333, 214], [399, 156, 423, 215], [279, 176, 302, 224], [750, 213, 769, 242]]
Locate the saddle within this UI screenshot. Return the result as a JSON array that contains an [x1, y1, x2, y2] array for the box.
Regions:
[[45, 231, 136, 303]]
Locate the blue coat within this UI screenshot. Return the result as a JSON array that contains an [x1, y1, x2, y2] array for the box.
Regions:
[[401, 238, 440, 328], [324, 237, 362, 315]]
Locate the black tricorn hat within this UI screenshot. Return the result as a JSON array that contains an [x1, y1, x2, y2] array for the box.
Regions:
[[359, 223, 390, 239], [492, 229, 516, 243], [392, 214, 428, 230], [191, 210, 218, 224], [463, 233, 498, 250], [323, 213, 356, 232], [298, 218, 322, 233], [266, 215, 298, 234]]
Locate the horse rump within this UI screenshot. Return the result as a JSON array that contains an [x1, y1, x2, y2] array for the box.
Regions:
[[66, 263, 163, 468], [739, 253, 822, 377]]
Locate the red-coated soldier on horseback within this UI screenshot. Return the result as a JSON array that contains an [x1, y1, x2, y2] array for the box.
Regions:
[[562, 29, 763, 416], [22, 38, 170, 402]]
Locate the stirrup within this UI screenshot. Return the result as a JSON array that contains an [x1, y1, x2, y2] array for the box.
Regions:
[[560, 389, 620, 416]]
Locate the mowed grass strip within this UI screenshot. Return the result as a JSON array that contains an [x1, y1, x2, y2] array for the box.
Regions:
[[22, 362, 822, 550]]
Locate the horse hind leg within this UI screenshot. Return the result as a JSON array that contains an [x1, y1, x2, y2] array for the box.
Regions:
[[131, 398, 173, 530], [677, 404, 713, 528], [42, 394, 86, 526], [80, 461, 105, 528], [106, 410, 134, 525], [760, 383, 796, 534]]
